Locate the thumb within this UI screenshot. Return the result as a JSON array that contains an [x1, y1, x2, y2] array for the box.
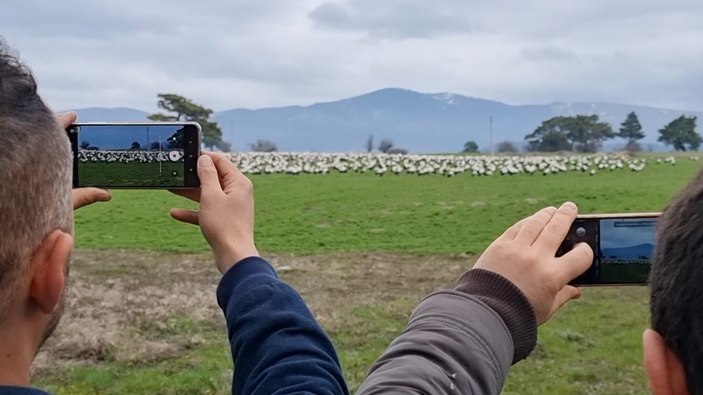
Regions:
[[545, 285, 582, 323], [197, 155, 221, 194]]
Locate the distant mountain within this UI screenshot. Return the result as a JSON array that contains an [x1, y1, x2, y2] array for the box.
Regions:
[[601, 243, 654, 260], [69, 88, 703, 152]]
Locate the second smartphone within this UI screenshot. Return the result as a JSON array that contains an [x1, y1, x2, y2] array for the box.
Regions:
[[67, 122, 201, 189], [556, 213, 660, 285]]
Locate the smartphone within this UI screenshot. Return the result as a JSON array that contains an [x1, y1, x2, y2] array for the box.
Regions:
[[66, 122, 201, 189], [556, 213, 660, 285]]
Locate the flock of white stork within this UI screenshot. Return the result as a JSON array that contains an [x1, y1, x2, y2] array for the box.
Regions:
[[224, 153, 689, 177], [77, 150, 692, 177]]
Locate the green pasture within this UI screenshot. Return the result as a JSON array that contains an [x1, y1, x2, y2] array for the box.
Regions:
[[79, 161, 184, 187], [74, 159, 700, 254], [35, 158, 703, 394]]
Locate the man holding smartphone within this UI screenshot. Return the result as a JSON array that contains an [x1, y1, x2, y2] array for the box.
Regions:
[[0, 38, 347, 394]]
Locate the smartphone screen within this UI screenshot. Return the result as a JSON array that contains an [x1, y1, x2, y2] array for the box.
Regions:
[[67, 123, 200, 188], [557, 214, 659, 285]]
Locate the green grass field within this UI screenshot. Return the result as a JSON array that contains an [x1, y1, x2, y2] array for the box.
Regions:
[[79, 161, 184, 187], [33, 157, 703, 394]]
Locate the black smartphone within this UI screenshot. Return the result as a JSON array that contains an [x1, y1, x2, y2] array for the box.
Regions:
[[556, 213, 660, 285], [66, 122, 201, 189]]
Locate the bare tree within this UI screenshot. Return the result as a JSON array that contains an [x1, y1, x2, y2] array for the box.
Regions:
[[248, 139, 278, 152], [497, 140, 518, 153], [365, 135, 374, 153], [378, 139, 394, 153]]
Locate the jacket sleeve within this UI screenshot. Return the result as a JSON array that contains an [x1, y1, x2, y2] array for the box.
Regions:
[[356, 269, 537, 395], [216, 256, 349, 395]]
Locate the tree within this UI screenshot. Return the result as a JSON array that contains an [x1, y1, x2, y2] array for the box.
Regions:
[[149, 93, 228, 150], [378, 139, 394, 153], [149, 141, 162, 150], [365, 135, 374, 153], [658, 115, 702, 151], [80, 141, 90, 150], [167, 128, 185, 149], [619, 112, 644, 153], [525, 115, 614, 153], [249, 139, 278, 152], [565, 115, 615, 152], [619, 112, 645, 144], [497, 140, 518, 153], [463, 141, 479, 153], [525, 117, 572, 152], [130, 141, 141, 150]]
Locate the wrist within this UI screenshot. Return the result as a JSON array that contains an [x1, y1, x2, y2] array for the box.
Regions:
[[214, 243, 259, 274]]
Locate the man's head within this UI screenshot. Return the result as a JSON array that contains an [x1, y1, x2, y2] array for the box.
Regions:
[[0, 38, 73, 360], [645, 168, 703, 395]]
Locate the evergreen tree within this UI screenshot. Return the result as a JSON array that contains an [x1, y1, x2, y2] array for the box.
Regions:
[[149, 94, 229, 151], [619, 112, 645, 144]]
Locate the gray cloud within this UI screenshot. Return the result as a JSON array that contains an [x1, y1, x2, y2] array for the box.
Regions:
[[308, 1, 477, 39], [1, 0, 703, 112], [521, 46, 577, 62]]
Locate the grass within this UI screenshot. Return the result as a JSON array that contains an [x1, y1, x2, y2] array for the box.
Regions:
[[74, 158, 702, 254], [34, 250, 650, 394], [79, 161, 185, 187], [33, 158, 703, 394]]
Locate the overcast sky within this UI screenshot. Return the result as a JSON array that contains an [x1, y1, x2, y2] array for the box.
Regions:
[[2, 0, 703, 113]]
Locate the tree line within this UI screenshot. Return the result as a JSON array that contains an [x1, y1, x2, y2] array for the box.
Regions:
[[465, 112, 702, 154]]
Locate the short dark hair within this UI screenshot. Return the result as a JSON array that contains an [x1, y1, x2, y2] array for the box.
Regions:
[[650, 168, 703, 394], [0, 37, 72, 322]]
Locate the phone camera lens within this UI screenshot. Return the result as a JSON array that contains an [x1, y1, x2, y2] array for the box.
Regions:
[[576, 227, 586, 237]]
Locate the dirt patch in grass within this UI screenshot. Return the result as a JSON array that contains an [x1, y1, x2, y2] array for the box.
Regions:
[[32, 249, 473, 377]]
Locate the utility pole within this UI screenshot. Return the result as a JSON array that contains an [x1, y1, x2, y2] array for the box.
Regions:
[[489, 116, 494, 155], [230, 120, 235, 152]]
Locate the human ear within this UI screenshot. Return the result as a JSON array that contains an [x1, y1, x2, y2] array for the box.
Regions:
[[643, 329, 688, 395], [28, 230, 73, 314]]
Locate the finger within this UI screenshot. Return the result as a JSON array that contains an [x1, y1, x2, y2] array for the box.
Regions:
[[197, 155, 222, 195], [496, 218, 527, 242], [554, 242, 593, 284], [547, 285, 582, 320], [72, 188, 112, 210], [170, 208, 200, 225], [168, 188, 201, 203], [533, 202, 578, 251], [514, 206, 557, 245], [207, 152, 242, 193], [56, 112, 78, 129]]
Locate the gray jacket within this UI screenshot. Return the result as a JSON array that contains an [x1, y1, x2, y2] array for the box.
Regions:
[[357, 269, 538, 394]]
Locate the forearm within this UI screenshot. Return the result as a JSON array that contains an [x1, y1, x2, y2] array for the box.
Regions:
[[356, 291, 515, 395], [217, 257, 348, 395], [357, 269, 537, 395]]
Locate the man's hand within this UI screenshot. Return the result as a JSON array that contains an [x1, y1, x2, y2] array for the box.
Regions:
[[473, 202, 593, 325], [170, 153, 259, 274], [55, 111, 77, 130], [55, 112, 113, 210], [72, 188, 111, 210]]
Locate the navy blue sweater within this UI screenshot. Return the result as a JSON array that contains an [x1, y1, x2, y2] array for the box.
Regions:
[[216, 256, 349, 394], [0, 256, 348, 395]]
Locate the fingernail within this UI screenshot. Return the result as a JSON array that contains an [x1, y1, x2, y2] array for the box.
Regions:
[[198, 155, 213, 168], [562, 202, 577, 211]]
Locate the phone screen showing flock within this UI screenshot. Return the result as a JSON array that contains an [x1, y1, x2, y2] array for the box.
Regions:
[[598, 218, 655, 283], [74, 125, 188, 187]]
